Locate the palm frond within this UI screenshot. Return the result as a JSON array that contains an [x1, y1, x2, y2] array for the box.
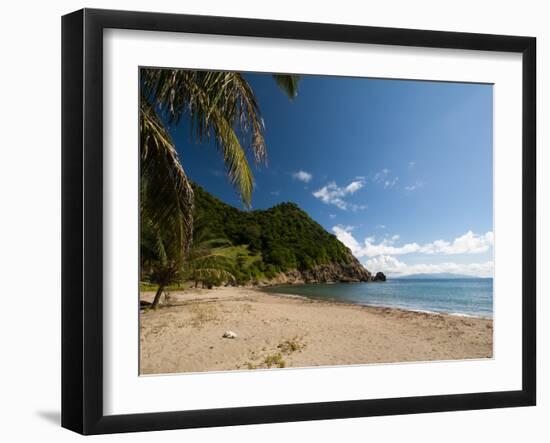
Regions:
[[141, 69, 265, 206], [210, 108, 254, 206], [272, 74, 300, 99], [191, 268, 236, 283], [140, 97, 194, 262]]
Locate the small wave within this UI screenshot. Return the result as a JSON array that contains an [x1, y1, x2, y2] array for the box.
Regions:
[[410, 308, 442, 315], [398, 308, 490, 319], [359, 303, 446, 316], [362, 303, 489, 318], [267, 291, 310, 301], [449, 312, 491, 319]]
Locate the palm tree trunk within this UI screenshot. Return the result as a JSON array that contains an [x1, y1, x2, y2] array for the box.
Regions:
[[152, 284, 165, 308]]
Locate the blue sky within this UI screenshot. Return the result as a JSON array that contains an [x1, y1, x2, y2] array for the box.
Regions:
[[168, 72, 493, 277]]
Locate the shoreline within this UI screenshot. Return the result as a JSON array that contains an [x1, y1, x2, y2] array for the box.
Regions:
[[140, 286, 493, 375], [260, 283, 493, 320], [266, 289, 491, 320]]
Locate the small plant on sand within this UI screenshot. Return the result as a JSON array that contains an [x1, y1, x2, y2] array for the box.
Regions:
[[277, 336, 306, 354], [189, 303, 218, 328], [263, 353, 287, 368]]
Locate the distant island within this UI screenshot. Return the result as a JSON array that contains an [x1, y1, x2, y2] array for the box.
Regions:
[[395, 273, 489, 279], [191, 184, 385, 286]]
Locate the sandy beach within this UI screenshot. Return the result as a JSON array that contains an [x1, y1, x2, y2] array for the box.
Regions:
[[140, 286, 493, 375]]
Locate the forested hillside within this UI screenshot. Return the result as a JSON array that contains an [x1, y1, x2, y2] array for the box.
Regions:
[[192, 184, 373, 285]]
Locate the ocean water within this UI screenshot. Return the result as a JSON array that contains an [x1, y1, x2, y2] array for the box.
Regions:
[[264, 278, 493, 318]]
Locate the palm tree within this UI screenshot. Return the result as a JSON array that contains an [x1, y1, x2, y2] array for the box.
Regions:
[[140, 211, 186, 308], [140, 68, 299, 305], [185, 237, 236, 289]]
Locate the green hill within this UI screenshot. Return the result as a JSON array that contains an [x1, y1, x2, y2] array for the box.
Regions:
[[192, 184, 374, 285]]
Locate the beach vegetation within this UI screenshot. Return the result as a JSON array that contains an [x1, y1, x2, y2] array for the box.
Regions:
[[140, 208, 189, 308], [277, 336, 306, 354], [184, 232, 236, 289], [188, 303, 219, 329], [262, 353, 287, 369]]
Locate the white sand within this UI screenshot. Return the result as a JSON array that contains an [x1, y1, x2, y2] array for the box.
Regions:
[[140, 286, 493, 374]]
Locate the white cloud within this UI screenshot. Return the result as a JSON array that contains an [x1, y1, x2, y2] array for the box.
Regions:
[[313, 179, 366, 211], [333, 226, 495, 278], [375, 224, 386, 229], [332, 227, 494, 258], [331, 225, 362, 251], [292, 170, 313, 183], [328, 214, 337, 219], [372, 168, 390, 182], [345, 180, 364, 193], [270, 190, 280, 196], [404, 181, 424, 191], [364, 255, 494, 278], [408, 161, 416, 169], [384, 177, 399, 189], [420, 231, 494, 255], [373, 168, 398, 189], [343, 225, 357, 231]]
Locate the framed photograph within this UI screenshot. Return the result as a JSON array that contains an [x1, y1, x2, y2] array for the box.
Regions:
[[61, 8, 536, 435]]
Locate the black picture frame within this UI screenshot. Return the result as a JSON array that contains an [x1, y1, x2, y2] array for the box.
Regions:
[[61, 8, 536, 435]]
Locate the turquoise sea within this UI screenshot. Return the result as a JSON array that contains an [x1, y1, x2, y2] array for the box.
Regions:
[[264, 278, 493, 318]]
